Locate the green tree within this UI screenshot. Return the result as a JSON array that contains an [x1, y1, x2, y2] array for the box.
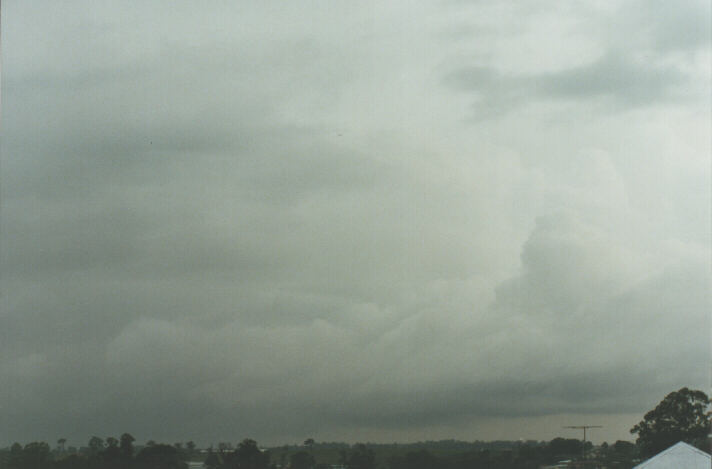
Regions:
[[630, 387, 711, 458]]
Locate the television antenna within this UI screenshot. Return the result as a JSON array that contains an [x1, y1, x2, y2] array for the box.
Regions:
[[563, 425, 602, 461]]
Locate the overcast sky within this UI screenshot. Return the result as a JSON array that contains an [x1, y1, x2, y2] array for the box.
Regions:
[[1, 0, 710, 448]]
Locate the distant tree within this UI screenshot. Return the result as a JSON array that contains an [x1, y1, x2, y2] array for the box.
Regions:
[[389, 450, 441, 469], [204, 449, 221, 469], [303, 438, 316, 465], [290, 451, 315, 469], [54, 454, 89, 469], [630, 387, 711, 458], [88, 436, 105, 459], [547, 437, 584, 458], [343, 444, 375, 469], [185, 441, 196, 459], [338, 449, 348, 467], [218, 442, 232, 455], [613, 440, 636, 456], [22, 442, 51, 469], [102, 437, 123, 465], [604, 440, 637, 467], [57, 438, 67, 453], [120, 433, 136, 459], [278, 445, 289, 468], [598, 442, 609, 460], [451, 448, 499, 469], [8, 443, 24, 469], [135, 443, 188, 469], [224, 439, 269, 469]]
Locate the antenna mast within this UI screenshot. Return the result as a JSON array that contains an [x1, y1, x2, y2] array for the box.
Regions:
[[563, 425, 602, 461]]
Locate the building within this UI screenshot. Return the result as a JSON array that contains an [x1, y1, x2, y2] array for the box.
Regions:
[[632, 441, 710, 469]]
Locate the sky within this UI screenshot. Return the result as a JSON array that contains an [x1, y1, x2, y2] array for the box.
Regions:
[[1, 0, 710, 448]]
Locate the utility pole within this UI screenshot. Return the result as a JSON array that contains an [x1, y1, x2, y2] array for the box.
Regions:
[[563, 425, 602, 462]]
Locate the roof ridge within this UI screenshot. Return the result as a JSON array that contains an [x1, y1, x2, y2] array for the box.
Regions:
[[634, 441, 711, 469], [673, 441, 711, 457]]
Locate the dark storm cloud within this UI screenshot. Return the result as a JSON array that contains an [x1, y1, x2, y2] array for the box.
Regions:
[[1, 0, 709, 447]]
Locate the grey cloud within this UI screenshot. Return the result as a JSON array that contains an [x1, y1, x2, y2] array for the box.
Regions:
[[631, 0, 711, 52], [537, 52, 686, 104], [493, 213, 633, 315], [1, 206, 708, 443], [1, 0, 708, 447], [443, 0, 708, 119], [20, 212, 700, 442], [446, 51, 689, 118]]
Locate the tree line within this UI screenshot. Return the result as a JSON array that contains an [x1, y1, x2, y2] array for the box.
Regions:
[[0, 433, 192, 469], [1, 387, 708, 469], [0, 437, 634, 469]]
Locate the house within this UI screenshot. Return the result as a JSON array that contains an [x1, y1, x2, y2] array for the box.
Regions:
[[632, 441, 710, 469]]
